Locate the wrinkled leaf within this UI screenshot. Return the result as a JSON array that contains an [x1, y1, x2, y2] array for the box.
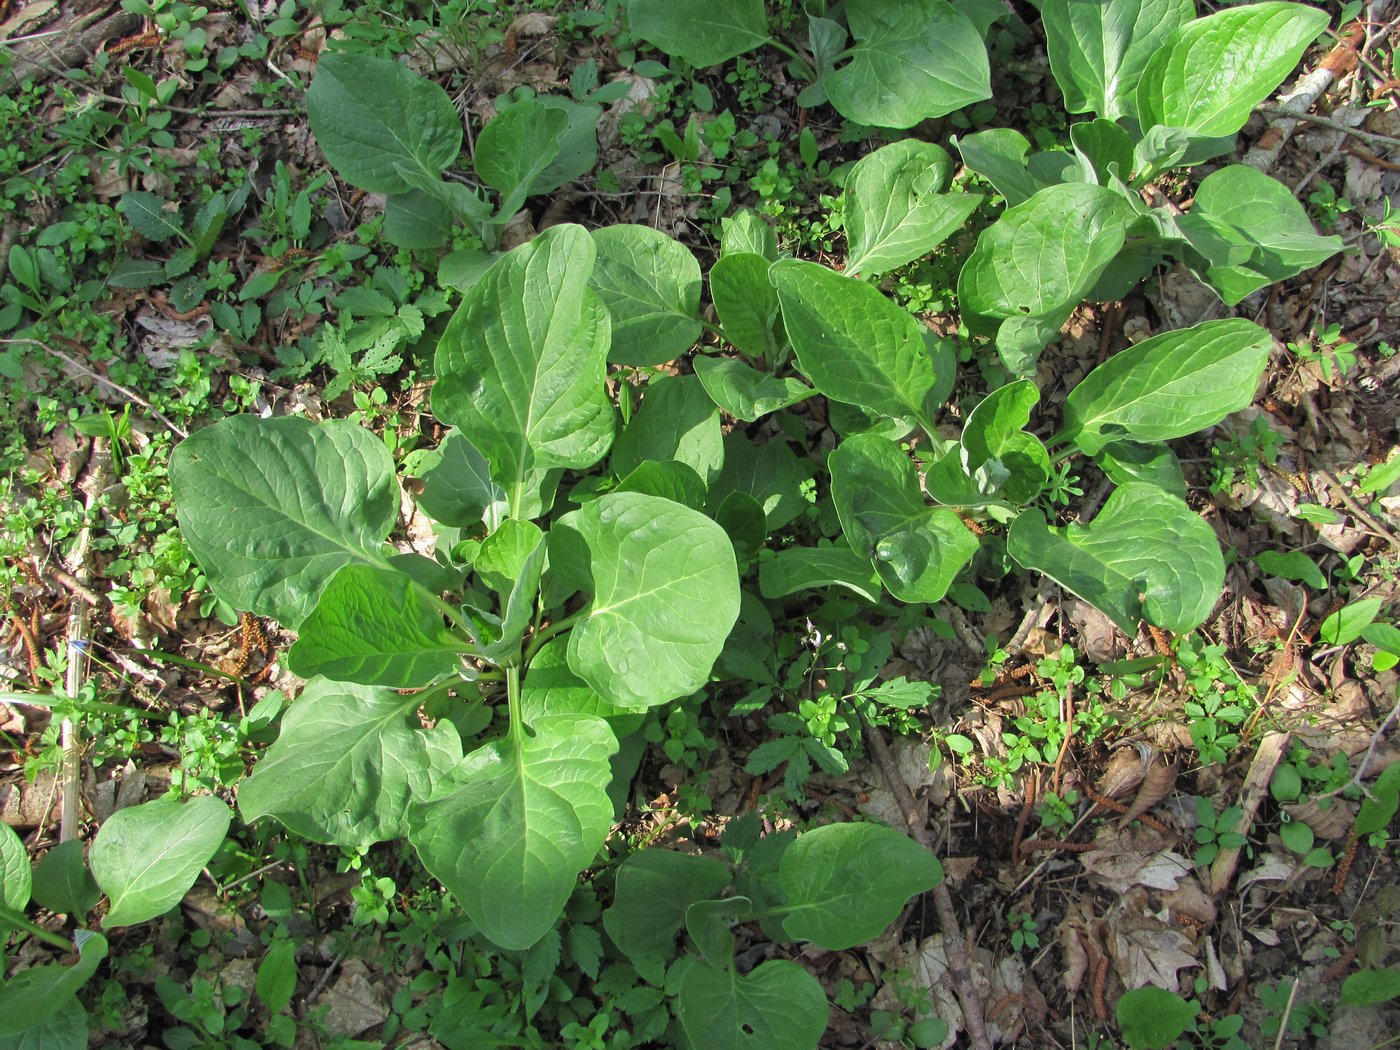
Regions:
[[1043, 0, 1193, 119], [611, 374, 723, 484], [627, 0, 769, 67], [602, 850, 733, 967], [590, 225, 702, 366], [694, 357, 813, 422], [675, 959, 828, 1050]]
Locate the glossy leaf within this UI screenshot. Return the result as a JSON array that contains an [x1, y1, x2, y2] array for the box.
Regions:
[[1176, 164, 1341, 305], [772, 259, 940, 431], [1043, 0, 1193, 119], [0, 823, 30, 916], [829, 433, 979, 603], [708, 434, 812, 532], [927, 380, 1049, 507], [709, 252, 781, 363], [432, 225, 613, 517], [1094, 439, 1187, 498], [306, 53, 462, 194], [844, 140, 983, 277], [414, 430, 506, 530], [475, 99, 569, 217], [170, 416, 397, 629], [779, 822, 943, 950], [627, 0, 769, 67], [239, 680, 462, 849], [288, 565, 467, 687], [590, 225, 702, 365], [720, 210, 778, 260], [610, 374, 723, 484], [827, 0, 991, 129], [955, 128, 1044, 208], [1136, 3, 1330, 139], [409, 714, 617, 950], [1007, 483, 1225, 632], [1060, 318, 1273, 454], [694, 357, 814, 422], [30, 841, 98, 918], [758, 544, 885, 603], [0, 933, 107, 1038], [559, 492, 739, 708], [91, 797, 231, 928], [602, 850, 732, 967], [675, 959, 828, 1050]]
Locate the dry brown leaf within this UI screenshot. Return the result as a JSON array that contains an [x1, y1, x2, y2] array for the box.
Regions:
[[1285, 798, 1355, 840], [1108, 904, 1199, 991], [1096, 746, 1148, 800], [1161, 875, 1217, 927], [985, 955, 1047, 1043], [1081, 849, 1191, 895], [1119, 761, 1178, 827]]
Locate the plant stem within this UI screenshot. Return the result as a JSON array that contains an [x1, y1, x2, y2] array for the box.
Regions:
[[0, 903, 74, 950], [506, 664, 523, 748]]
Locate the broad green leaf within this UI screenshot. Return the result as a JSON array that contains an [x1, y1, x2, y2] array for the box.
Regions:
[[1043, 0, 1194, 119], [120, 191, 183, 243], [521, 637, 642, 729], [1060, 318, 1273, 454], [958, 184, 1135, 339], [91, 797, 231, 927], [779, 823, 943, 950], [720, 209, 778, 261], [1007, 483, 1224, 632], [432, 224, 614, 518], [1255, 549, 1326, 589], [1070, 118, 1136, 183], [288, 565, 467, 687], [1177, 165, 1341, 305], [30, 842, 98, 918], [0, 823, 30, 917], [610, 374, 723, 484], [714, 491, 766, 566], [409, 714, 617, 950], [1363, 621, 1400, 655], [256, 940, 298, 1014], [686, 896, 751, 965], [415, 430, 507, 530], [1094, 439, 1187, 498], [1341, 967, 1400, 1007], [844, 140, 983, 277], [0, 933, 107, 1038], [306, 53, 462, 194], [708, 434, 812, 532], [1116, 986, 1197, 1049], [382, 189, 456, 250], [560, 493, 739, 708], [829, 434, 979, 604], [1136, 3, 1330, 139], [1355, 763, 1400, 835], [675, 959, 828, 1050], [709, 252, 781, 363], [616, 460, 708, 509], [239, 679, 462, 849], [955, 129, 1053, 207], [602, 850, 732, 967], [758, 544, 886, 603], [527, 96, 602, 196], [694, 357, 813, 422], [438, 248, 499, 292], [476, 100, 569, 217], [0, 1008, 87, 1049], [1319, 597, 1383, 645], [589, 225, 702, 366], [171, 416, 397, 629], [627, 0, 769, 67], [772, 259, 940, 431], [926, 380, 1049, 507], [826, 0, 991, 129]]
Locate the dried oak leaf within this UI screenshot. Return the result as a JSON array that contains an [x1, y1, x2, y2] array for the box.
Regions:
[[1108, 891, 1199, 990]]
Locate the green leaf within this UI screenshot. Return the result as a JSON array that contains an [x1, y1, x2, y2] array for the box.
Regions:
[[958, 184, 1135, 358], [826, 0, 991, 129], [30, 840, 99, 918], [779, 823, 943, 950], [559, 493, 739, 708], [626, 0, 769, 67], [306, 53, 462, 194], [414, 430, 507, 530], [1070, 117, 1137, 183], [0, 933, 107, 1038], [476, 99, 569, 217], [0, 1008, 87, 1049], [1279, 818, 1314, 854], [708, 433, 812, 533], [1255, 549, 1326, 589], [1007, 483, 1224, 632], [1363, 621, 1400, 655], [1341, 967, 1400, 1006], [954, 128, 1046, 208], [1115, 985, 1197, 1049], [526, 96, 602, 196], [1176, 165, 1342, 305], [1060, 318, 1274, 454], [675, 959, 828, 1050], [382, 189, 456, 250], [256, 940, 298, 1014], [1319, 597, 1383, 645], [772, 259, 941, 431], [1094, 440, 1187, 498], [925, 380, 1049, 507], [120, 191, 184, 243], [0, 823, 31, 917], [1136, 3, 1331, 139], [694, 358, 814, 422], [844, 140, 983, 277], [91, 797, 231, 927], [616, 460, 708, 509], [1043, 0, 1194, 119], [171, 416, 398, 629], [709, 252, 781, 364], [720, 210, 778, 260], [602, 847, 733, 968], [106, 257, 168, 289], [432, 224, 613, 518], [288, 565, 467, 687], [758, 543, 886, 603], [829, 433, 979, 603], [409, 714, 617, 950], [239, 679, 462, 849], [589, 225, 702, 366], [611, 374, 723, 484], [686, 896, 751, 965], [1355, 763, 1400, 835]]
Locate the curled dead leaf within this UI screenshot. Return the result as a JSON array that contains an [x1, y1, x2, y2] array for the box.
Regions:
[[1119, 761, 1178, 827], [1284, 797, 1355, 840], [1096, 745, 1148, 799]]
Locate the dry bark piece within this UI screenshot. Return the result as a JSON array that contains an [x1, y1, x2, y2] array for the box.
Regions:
[[1209, 731, 1291, 895]]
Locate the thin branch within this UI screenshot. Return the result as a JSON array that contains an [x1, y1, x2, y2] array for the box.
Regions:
[[1258, 105, 1400, 151]]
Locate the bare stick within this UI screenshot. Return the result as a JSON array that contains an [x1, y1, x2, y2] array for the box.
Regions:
[[862, 718, 992, 1050]]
